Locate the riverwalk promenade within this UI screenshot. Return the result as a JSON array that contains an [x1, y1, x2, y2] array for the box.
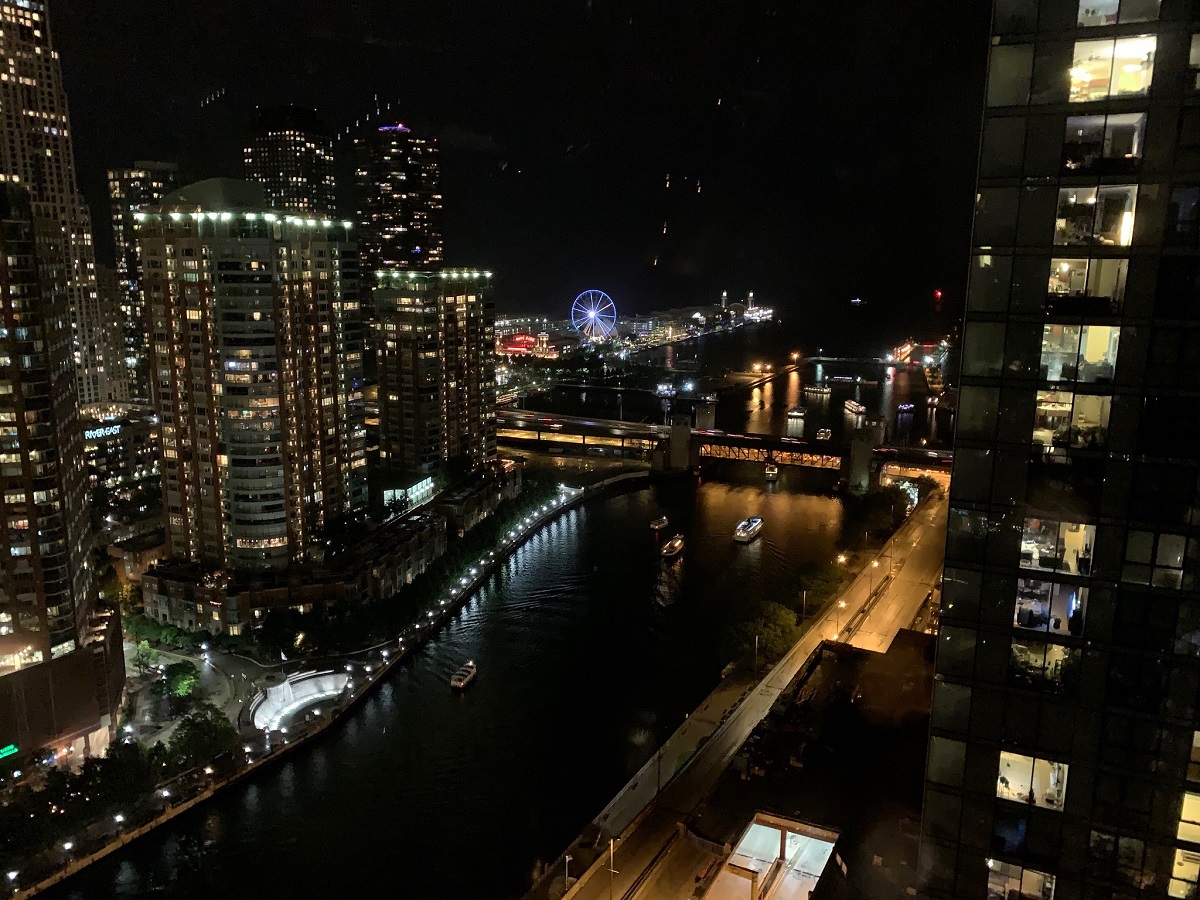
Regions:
[[14, 471, 652, 899]]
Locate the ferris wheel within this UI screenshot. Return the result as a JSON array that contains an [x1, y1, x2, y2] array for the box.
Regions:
[[571, 290, 617, 340]]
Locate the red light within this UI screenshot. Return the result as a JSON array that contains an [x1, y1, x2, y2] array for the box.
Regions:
[[933, 289, 943, 300]]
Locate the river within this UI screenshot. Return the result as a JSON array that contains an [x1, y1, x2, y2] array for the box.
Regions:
[[525, 321, 952, 447], [50, 471, 848, 899]]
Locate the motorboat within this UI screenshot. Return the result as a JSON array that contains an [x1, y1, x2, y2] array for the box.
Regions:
[[661, 535, 684, 558], [844, 400, 867, 415], [804, 384, 832, 396], [816, 428, 832, 440], [734, 516, 764, 542], [450, 660, 477, 690], [764, 462, 779, 482], [787, 406, 806, 419], [650, 516, 669, 531]]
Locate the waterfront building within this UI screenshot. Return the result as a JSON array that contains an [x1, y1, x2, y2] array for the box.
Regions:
[[137, 178, 366, 580], [143, 511, 447, 634], [0, 185, 124, 765], [244, 105, 337, 217], [920, 3, 1200, 898], [373, 269, 496, 477], [107, 161, 178, 400], [353, 123, 443, 274], [0, 0, 121, 407]]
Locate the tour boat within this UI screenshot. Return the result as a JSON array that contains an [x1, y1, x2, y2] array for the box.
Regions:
[[661, 535, 684, 558], [650, 516, 669, 531], [734, 516, 764, 542], [804, 384, 832, 396], [764, 462, 779, 482], [787, 406, 806, 419], [450, 660, 477, 690]]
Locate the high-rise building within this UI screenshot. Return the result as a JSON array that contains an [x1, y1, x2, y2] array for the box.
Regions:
[[107, 161, 178, 401], [920, 4, 1200, 898], [0, 0, 121, 407], [354, 123, 443, 274], [0, 185, 124, 764], [375, 270, 495, 474], [138, 179, 365, 572], [244, 105, 337, 217]]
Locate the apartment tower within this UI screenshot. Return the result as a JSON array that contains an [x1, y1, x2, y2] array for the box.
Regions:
[[244, 105, 337, 217], [921, 1, 1200, 897], [138, 179, 365, 571], [353, 123, 443, 274], [107, 161, 178, 400], [0, 0, 122, 406], [0, 185, 124, 763], [375, 270, 495, 474]]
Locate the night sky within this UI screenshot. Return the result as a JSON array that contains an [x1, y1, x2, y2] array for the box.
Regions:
[[53, 0, 990, 337]]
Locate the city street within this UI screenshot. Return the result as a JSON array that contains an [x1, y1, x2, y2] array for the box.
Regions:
[[562, 494, 948, 900]]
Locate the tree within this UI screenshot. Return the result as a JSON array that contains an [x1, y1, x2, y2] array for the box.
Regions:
[[167, 702, 239, 773], [132, 640, 159, 674], [163, 661, 198, 700]]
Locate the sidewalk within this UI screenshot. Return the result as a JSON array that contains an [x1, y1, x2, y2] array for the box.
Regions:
[[546, 493, 949, 900]]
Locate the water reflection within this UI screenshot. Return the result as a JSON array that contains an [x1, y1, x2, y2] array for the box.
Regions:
[[53, 476, 848, 900]]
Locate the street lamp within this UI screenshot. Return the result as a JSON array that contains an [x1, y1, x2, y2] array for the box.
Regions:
[[609, 838, 619, 900], [870, 559, 880, 594], [835, 600, 846, 639], [791, 352, 799, 362], [565, 854, 573, 890]]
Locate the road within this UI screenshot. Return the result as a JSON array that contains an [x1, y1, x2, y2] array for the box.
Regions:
[[849, 498, 946, 653], [562, 494, 948, 900]]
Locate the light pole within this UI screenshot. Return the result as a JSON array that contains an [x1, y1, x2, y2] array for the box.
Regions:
[[870, 559, 880, 595], [834, 600, 846, 639], [609, 838, 619, 900], [801, 590, 807, 620], [754, 633, 759, 678], [565, 854, 573, 892]]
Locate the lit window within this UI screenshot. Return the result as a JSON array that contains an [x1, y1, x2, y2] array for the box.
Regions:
[[987, 859, 1056, 899], [1047, 257, 1126, 314], [1032, 390, 1111, 453], [1070, 36, 1155, 103], [1055, 185, 1136, 246], [1077, 0, 1159, 27], [1020, 517, 1096, 575], [996, 750, 1069, 810], [1014, 578, 1086, 636], [1062, 112, 1145, 174]]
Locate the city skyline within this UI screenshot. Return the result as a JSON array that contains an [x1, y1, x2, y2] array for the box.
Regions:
[[51, 0, 990, 330]]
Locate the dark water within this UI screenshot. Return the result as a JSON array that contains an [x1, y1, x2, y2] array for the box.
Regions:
[[528, 321, 950, 447], [51, 475, 846, 900]]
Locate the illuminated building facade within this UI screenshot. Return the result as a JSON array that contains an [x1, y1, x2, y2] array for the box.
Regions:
[[375, 270, 495, 475], [107, 161, 178, 400], [0, 185, 124, 764], [244, 104, 336, 217], [138, 179, 365, 573], [0, 0, 121, 407], [353, 123, 443, 274], [920, 2, 1200, 898]]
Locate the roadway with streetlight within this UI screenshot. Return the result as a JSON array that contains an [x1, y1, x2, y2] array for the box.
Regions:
[[558, 492, 948, 900]]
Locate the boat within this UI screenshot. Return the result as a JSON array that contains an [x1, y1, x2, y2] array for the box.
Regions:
[[804, 384, 832, 396], [450, 660, 477, 690], [764, 462, 779, 482], [661, 535, 684, 558], [787, 406, 806, 419], [844, 400, 866, 415], [816, 428, 832, 440], [650, 516, 669, 531], [734, 516, 764, 542]]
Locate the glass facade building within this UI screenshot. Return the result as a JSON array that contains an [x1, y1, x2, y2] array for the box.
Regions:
[[920, 1, 1200, 898]]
